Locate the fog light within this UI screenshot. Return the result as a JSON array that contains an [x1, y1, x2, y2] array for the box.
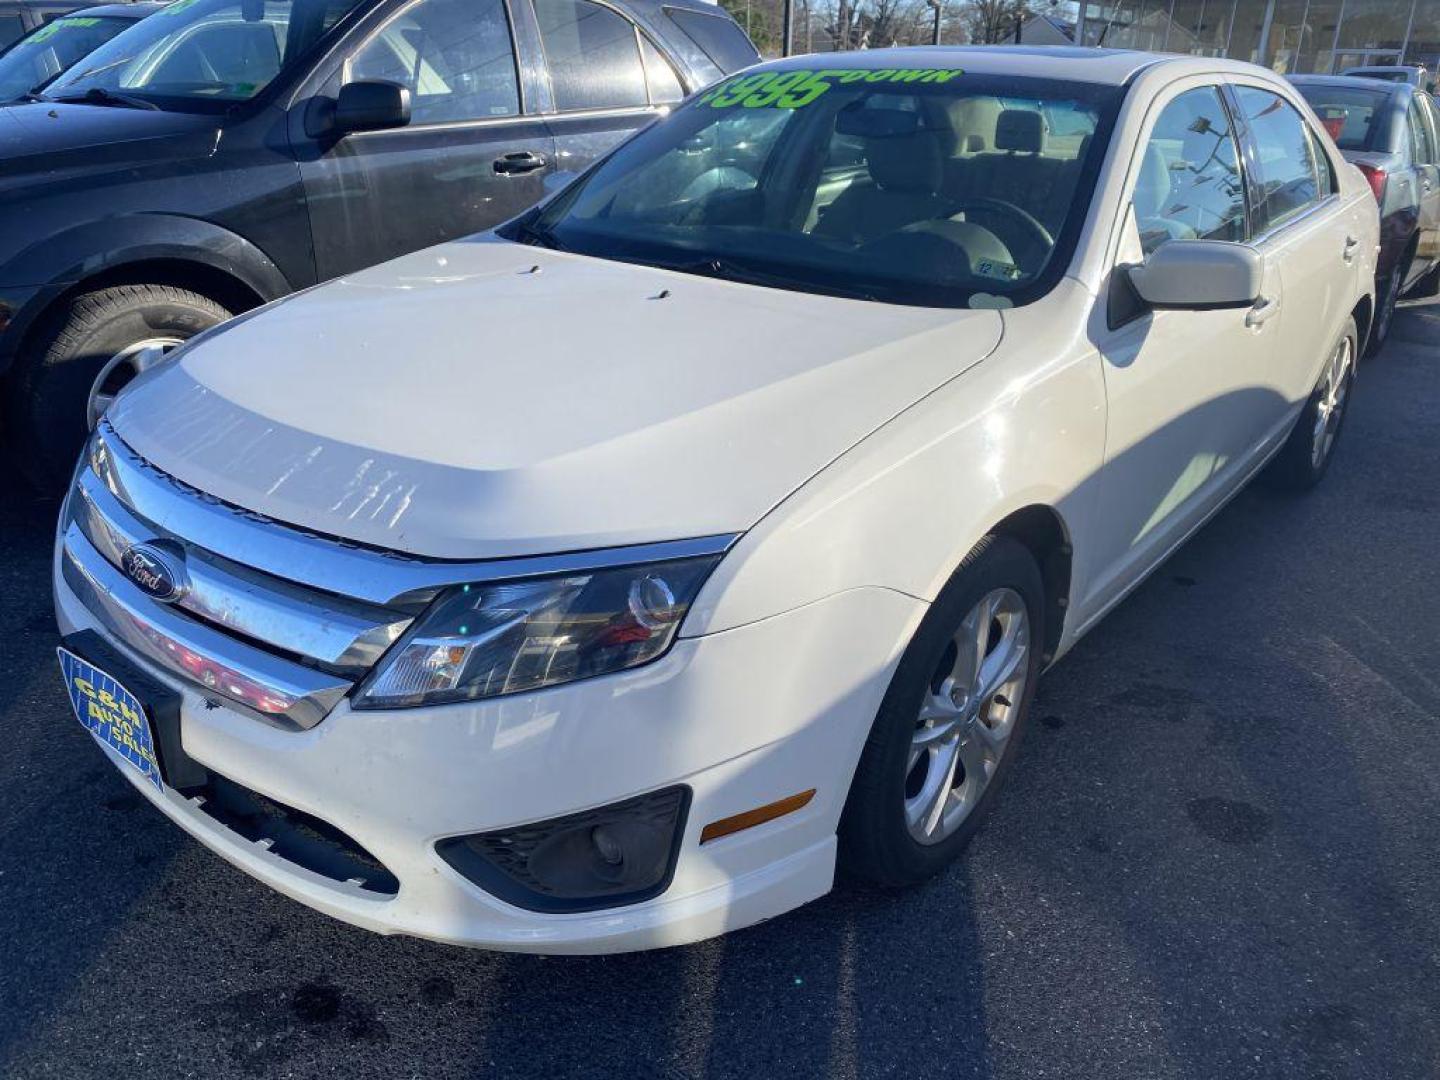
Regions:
[[435, 787, 690, 913]]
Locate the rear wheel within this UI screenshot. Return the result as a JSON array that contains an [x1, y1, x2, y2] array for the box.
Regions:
[[1265, 316, 1356, 491], [5, 284, 230, 490], [839, 536, 1044, 886], [1366, 253, 1408, 358]]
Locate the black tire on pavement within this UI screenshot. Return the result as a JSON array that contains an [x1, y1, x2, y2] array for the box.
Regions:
[[4, 284, 231, 491], [839, 535, 1045, 887], [1265, 315, 1358, 492], [1366, 253, 1409, 358]]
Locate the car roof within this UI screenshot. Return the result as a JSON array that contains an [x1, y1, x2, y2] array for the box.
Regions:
[[756, 46, 1285, 87], [1290, 74, 1408, 97], [68, 0, 163, 14]]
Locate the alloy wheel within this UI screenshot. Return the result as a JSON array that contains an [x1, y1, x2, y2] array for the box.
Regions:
[[86, 337, 184, 429], [905, 587, 1031, 845], [1311, 333, 1353, 469]]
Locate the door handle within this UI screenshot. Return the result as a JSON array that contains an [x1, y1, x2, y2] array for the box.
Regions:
[[1343, 235, 1360, 262], [1245, 295, 1280, 328], [493, 151, 547, 176]]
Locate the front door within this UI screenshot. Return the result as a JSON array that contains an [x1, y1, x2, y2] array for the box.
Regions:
[[1081, 83, 1282, 620], [297, 0, 555, 281]]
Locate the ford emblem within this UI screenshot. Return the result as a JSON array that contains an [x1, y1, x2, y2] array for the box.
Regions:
[[120, 543, 189, 603]]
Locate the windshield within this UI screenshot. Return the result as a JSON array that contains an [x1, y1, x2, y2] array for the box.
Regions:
[[523, 67, 1120, 308], [46, 0, 365, 109], [0, 14, 133, 101], [1296, 85, 1386, 151]]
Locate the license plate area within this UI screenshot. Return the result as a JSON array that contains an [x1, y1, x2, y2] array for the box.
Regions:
[[58, 631, 207, 792]]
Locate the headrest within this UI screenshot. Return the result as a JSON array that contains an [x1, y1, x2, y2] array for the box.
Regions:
[[866, 130, 945, 195], [995, 109, 1045, 153]]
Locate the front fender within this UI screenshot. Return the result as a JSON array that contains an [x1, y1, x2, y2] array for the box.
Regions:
[[683, 280, 1108, 647], [0, 213, 294, 370]]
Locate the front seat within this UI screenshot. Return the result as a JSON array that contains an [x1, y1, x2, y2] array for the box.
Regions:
[[1132, 142, 1196, 249], [814, 128, 954, 244]]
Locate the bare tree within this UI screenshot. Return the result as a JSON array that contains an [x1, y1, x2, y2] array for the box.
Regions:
[[959, 0, 1032, 45]]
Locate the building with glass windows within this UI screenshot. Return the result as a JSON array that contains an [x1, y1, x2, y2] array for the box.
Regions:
[[1027, 0, 1440, 77]]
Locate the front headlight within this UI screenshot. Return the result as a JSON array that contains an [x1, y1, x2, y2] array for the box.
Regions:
[[353, 556, 721, 709]]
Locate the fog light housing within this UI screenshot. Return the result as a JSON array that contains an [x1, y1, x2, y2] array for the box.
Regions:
[[435, 787, 690, 913]]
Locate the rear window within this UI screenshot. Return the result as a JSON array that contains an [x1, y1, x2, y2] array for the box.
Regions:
[[663, 8, 757, 74], [1295, 84, 1386, 151]]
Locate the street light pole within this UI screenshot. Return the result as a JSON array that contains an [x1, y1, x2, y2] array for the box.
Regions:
[[928, 0, 942, 45], [782, 0, 794, 55]]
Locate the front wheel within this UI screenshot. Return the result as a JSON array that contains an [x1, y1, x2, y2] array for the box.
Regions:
[[1265, 316, 1357, 492], [839, 536, 1044, 886], [4, 283, 231, 491]]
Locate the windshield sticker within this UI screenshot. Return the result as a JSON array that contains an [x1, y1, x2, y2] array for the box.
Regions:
[[696, 68, 962, 110], [974, 259, 1023, 282], [27, 16, 99, 41]]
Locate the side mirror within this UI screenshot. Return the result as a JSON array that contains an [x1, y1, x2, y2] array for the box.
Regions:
[[334, 80, 411, 134], [1126, 240, 1262, 310]]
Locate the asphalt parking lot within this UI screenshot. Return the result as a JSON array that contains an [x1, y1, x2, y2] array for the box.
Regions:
[[2, 303, 1438, 1080]]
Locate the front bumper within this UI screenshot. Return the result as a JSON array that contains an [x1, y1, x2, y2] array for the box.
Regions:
[[55, 550, 923, 953]]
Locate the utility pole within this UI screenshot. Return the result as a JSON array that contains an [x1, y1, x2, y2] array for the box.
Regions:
[[782, 0, 794, 55], [927, 0, 942, 45]]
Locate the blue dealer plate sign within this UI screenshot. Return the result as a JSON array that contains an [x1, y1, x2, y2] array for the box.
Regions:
[[57, 648, 162, 792]]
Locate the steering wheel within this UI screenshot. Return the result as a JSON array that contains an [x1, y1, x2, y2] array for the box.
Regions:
[[946, 198, 1055, 264]]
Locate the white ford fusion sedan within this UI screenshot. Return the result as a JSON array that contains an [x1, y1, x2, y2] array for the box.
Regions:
[[53, 47, 1377, 953]]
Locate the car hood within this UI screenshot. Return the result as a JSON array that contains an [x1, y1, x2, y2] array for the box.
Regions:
[[108, 236, 1004, 560], [0, 103, 219, 182]]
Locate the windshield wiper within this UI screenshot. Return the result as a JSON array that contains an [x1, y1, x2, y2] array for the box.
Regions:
[[513, 217, 563, 251], [50, 86, 159, 111], [65, 55, 134, 81], [659, 256, 880, 302]]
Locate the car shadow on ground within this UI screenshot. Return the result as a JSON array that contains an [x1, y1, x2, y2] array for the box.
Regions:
[[1, 300, 1438, 1079]]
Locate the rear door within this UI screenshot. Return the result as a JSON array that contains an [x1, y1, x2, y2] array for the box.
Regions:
[[296, 0, 556, 280], [527, 0, 680, 177], [1229, 81, 1353, 407]]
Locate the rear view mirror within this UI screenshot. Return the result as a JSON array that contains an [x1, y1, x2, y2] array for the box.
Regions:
[[834, 106, 922, 139], [334, 80, 411, 135], [1127, 240, 1262, 310]]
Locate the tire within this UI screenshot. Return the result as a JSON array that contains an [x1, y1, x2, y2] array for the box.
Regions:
[[839, 535, 1045, 887], [1264, 315, 1357, 492], [5, 284, 231, 491], [1365, 252, 1408, 358]]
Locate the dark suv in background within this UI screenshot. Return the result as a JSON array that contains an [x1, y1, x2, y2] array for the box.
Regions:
[[0, 0, 757, 485], [0, 0, 115, 48]]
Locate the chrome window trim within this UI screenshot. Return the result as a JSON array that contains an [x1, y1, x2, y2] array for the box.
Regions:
[[93, 420, 739, 609], [61, 524, 350, 730]]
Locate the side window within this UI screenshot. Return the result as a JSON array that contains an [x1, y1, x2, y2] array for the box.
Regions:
[[1132, 86, 1246, 255], [0, 14, 26, 47], [1308, 126, 1337, 193], [639, 34, 683, 105], [1408, 97, 1436, 165], [1234, 86, 1321, 231], [349, 0, 520, 125], [663, 8, 758, 74], [535, 0, 647, 112]]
